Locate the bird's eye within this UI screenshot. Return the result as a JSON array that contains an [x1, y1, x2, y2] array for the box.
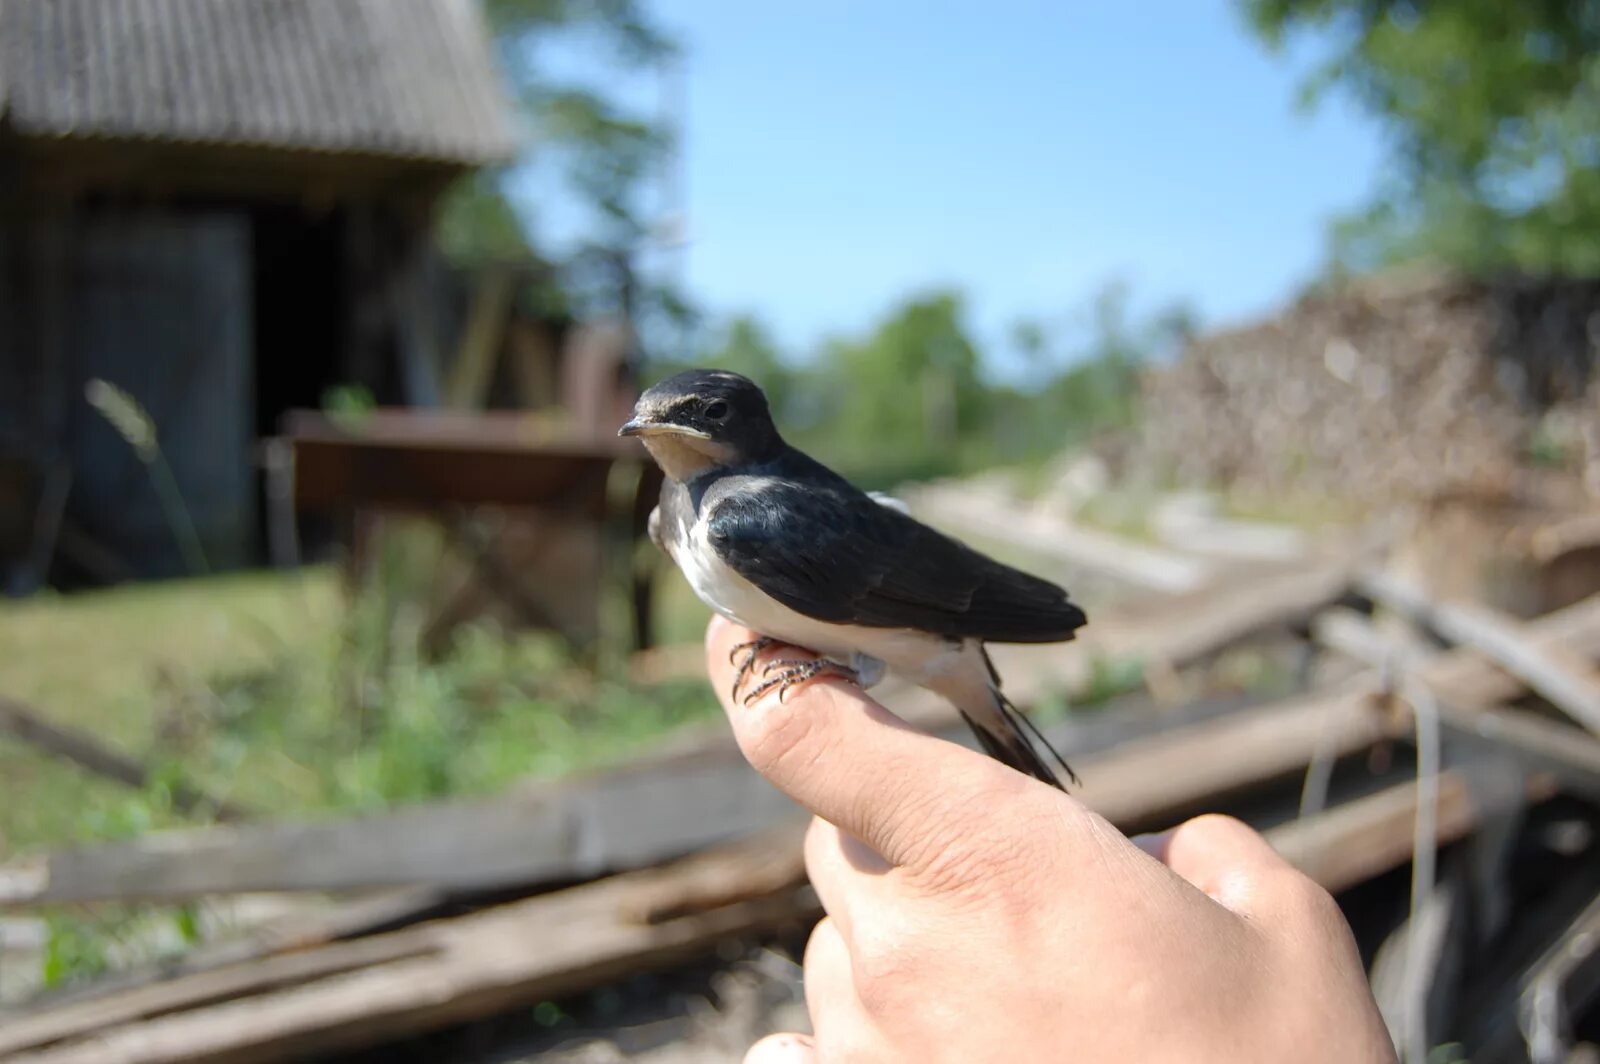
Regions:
[[703, 400, 730, 422]]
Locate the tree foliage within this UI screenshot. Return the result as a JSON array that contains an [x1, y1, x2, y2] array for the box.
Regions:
[[812, 292, 987, 478], [440, 0, 679, 322], [678, 284, 1192, 489], [1243, 0, 1600, 274]]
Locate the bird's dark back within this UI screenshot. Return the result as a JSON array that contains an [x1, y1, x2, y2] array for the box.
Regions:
[[696, 443, 1086, 645]]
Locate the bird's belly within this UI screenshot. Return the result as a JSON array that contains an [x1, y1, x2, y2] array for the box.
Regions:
[[673, 523, 958, 684], [677, 536, 857, 658]]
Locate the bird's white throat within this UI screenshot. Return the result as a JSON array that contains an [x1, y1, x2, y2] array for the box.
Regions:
[[640, 434, 737, 482]]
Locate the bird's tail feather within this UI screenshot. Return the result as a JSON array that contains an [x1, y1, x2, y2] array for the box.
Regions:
[[959, 688, 1078, 791]]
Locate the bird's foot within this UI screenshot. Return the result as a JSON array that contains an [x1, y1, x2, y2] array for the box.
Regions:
[[743, 658, 859, 705], [728, 636, 776, 702]]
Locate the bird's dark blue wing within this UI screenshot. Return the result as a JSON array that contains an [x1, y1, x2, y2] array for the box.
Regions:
[[704, 477, 1086, 643]]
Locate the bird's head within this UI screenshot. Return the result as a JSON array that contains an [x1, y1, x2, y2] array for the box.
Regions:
[[618, 369, 781, 480]]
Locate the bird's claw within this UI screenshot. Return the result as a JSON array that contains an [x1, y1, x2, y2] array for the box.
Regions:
[[743, 658, 859, 705], [728, 637, 776, 702]]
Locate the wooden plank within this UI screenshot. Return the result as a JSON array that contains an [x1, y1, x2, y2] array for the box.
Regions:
[[1316, 606, 1600, 799], [975, 558, 1359, 719], [1073, 682, 1392, 832], [0, 696, 245, 821], [1266, 773, 1476, 895], [0, 760, 799, 904], [0, 769, 1522, 1063], [0, 829, 815, 1063], [1151, 492, 1308, 562], [289, 436, 618, 516], [1448, 705, 1600, 800], [1361, 572, 1600, 735], [0, 697, 157, 792], [6, 888, 451, 1017], [906, 482, 1212, 593], [1080, 593, 1600, 832]]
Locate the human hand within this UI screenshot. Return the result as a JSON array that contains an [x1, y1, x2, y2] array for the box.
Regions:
[[704, 618, 1396, 1064]]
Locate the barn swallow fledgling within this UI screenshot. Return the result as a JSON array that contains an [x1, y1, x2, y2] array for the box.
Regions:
[[619, 369, 1085, 789]]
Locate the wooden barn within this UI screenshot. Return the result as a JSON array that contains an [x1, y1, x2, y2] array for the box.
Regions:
[[0, 0, 519, 591]]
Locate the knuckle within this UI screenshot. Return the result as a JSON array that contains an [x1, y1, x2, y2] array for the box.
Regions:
[[1183, 812, 1254, 845], [1268, 867, 1346, 932], [1189, 811, 1246, 832]]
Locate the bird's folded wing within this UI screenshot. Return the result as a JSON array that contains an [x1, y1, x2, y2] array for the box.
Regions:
[[705, 481, 1086, 643]]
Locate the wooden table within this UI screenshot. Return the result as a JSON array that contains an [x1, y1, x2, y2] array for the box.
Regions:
[[270, 408, 663, 652]]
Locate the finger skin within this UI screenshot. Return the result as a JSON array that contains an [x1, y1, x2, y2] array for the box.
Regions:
[[803, 916, 879, 1058], [705, 616, 1061, 871], [803, 817, 893, 944], [1147, 813, 1298, 916]]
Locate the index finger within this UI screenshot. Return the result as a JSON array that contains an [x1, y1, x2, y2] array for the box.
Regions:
[[705, 616, 1052, 871]]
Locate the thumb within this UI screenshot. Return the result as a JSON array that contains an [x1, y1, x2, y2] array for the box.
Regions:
[[744, 1033, 817, 1064]]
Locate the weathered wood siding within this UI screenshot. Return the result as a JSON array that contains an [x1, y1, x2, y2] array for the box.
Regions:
[[65, 212, 256, 577]]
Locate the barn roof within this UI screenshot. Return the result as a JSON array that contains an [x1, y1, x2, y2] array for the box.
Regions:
[[0, 0, 520, 165]]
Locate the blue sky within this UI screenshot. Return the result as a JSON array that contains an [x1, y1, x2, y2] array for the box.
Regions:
[[529, 2, 1389, 373]]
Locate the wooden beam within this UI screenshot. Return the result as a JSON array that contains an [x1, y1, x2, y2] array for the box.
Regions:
[[1266, 773, 1475, 894], [1082, 592, 1600, 832], [1361, 573, 1600, 736], [1448, 704, 1600, 800], [0, 763, 800, 904], [0, 696, 245, 821], [978, 558, 1359, 719], [0, 829, 815, 1063], [0, 697, 154, 792], [1151, 493, 1308, 562], [1315, 606, 1600, 800], [9, 888, 451, 1016], [906, 483, 1212, 593]]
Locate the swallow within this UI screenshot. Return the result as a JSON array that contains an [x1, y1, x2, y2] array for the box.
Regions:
[[620, 369, 1085, 789]]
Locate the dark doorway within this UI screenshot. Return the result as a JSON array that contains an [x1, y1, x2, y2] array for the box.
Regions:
[[252, 205, 346, 439]]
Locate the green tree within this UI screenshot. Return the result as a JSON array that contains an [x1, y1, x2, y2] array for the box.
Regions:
[[802, 291, 987, 485], [687, 286, 1193, 489], [440, 1, 685, 328], [1243, 0, 1600, 274]]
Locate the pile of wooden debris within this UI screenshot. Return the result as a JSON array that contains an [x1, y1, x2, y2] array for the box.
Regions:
[[1134, 272, 1600, 507], [1, 494, 1599, 1060]]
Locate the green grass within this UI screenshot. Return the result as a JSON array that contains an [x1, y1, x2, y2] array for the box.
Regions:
[[0, 570, 342, 850], [0, 561, 722, 859]]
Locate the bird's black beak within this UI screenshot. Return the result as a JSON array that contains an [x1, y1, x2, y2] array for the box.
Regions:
[[617, 416, 710, 440]]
